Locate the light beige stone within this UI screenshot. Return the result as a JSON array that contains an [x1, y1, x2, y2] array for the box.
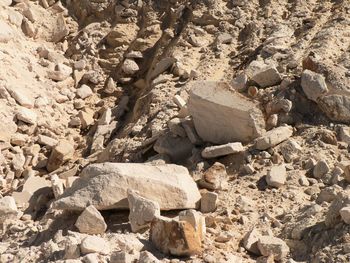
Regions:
[[75, 205, 107, 234], [54, 163, 201, 211], [188, 81, 265, 144], [255, 125, 293, 150]]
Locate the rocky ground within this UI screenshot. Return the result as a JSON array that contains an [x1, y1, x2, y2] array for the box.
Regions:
[[1, 0, 350, 262]]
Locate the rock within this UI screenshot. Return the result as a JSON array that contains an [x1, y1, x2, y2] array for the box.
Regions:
[[243, 228, 261, 255], [16, 107, 37, 125], [0, 196, 18, 224], [179, 209, 206, 241], [339, 126, 350, 144], [127, 189, 160, 232], [301, 70, 328, 102], [181, 118, 202, 145], [38, 134, 58, 148], [5, 85, 34, 108], [279, 139, 302, 163], [340, 206, 350, 224], [266, 165, 286, 188], [51, 174, 64, 198], [47, 140, 75, 172], [48, 63, 72, 81], [150, 216, 202, 256], [52, 14, 69, 42], [251, 66, 282, 88], [188, 81, 265, 144], [139, 251, 159, 263], [64, 243, 80, 259], [313, 160, 330, 179], [150, 57, 176, 79], [199, 162, 228, 190], [78, 109, 94, 129], [0, 20, 13, 43], [54, 163, 201, 211], [76, 84, 93, 99], [110, 251, 138, 263], [200, 192, 218, 213], [80, 236, 110, 255], [10, 133, 28, 146], [168, 118, 186, 137], [201, 142, 244, 158], [122, 59, 139, 75], [98, 108, 112, 125], [255, 125, 293, 150], [154, 135, 193, 162], [75, 205, 107, 234], [231, 73, 248, 91], [0, 117, 17, 143], [173, 95, 187, 108], [257, 236, 290, 260]]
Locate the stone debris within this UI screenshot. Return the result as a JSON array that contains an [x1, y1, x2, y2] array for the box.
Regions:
[[301, 70, 328, 102], [75, 205, 107, 234], [257, 236, 290, 260], [54, 163, 201, 211], [1, 1, 350, 263], [80, 235, 110, 255], [251, 65, 282, 88], [266, 165, 287, 188], [201, 142, 244, 159], [127, 189, 160, 233], [47, 140, 75, 172], [200, 191, 218, 213], [0, 196, 18, 224], [188, 81, 266, 144], [150, 216, 202, 256], [255, 125, 293, 150]]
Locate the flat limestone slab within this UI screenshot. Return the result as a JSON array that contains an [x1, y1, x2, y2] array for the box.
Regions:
[[188, 81, 265, 144], [54, 163, 201, 211]]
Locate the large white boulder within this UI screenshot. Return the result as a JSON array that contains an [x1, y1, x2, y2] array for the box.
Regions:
[[54, 163, 201, 211], [188, 81, 265, 144]]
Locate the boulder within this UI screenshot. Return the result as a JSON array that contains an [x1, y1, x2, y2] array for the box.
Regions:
[[178, 209, 206, 241], [80, 236, 110, 255], [255, 125, 293, 150], [54, 163, 201, 211], [150, 216, 202, 256], [0, 196, 18, 224], [200, 192, 218, 213], [188, 81, 265, 144], [47, 140, 75, 172]]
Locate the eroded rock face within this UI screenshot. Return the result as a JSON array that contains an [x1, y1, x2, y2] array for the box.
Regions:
[[150, 216, 202, 256], [54, 163, 201, 211], [188, 81, 266, 144]]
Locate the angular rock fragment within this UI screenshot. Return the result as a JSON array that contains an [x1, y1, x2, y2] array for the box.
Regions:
[[255, 125, 293, 150], [75, 205, 107, 234], [16, 107, 37, 125], [76, 84, 93, 99], [150, 216, 202, 256], [0, 21, 13, 43], [127, 189, 160, 233], [51, 174, 64, 198], [0, 196, 18, 224], [54, 163, 201, 211], [47, 140, 74, 172], [243, 228, 261, 255], [313, 160, 329, 179], [257, 236, 289, 260], [80, 236, 110, 255], [188, 81, 265, 144], [154, 135, 193, 162], [251, 66, 282, 88], [139, 251, 159, 263], [266, 165, 286, 188], [340, 207, 350, 224], [179, 209, 206, 241], [200, 192, 218, 213], [201, 142, 244, 158], [199, 162, 228, 190], [301, 70, 328, 102]]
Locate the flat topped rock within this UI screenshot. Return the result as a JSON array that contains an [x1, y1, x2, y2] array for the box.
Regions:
[[188, 81, 265, 144], [54, 163, 201, 211]]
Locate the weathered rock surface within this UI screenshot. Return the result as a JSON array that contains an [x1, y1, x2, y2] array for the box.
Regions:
[[201, 142, 244, 159], [0, 196, 18, 224], [75, 205, 107, 234], [301, 70, 328, 102], [255, 125, 293, 150], [188, 81, 265, 144], [257, 236, 290, 260], [127, 189, 160, 232], [80, 236, 110, 255], [266, 165, 286, 188], [150, 216, 202, 256], [54, 163, 201, 211]]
